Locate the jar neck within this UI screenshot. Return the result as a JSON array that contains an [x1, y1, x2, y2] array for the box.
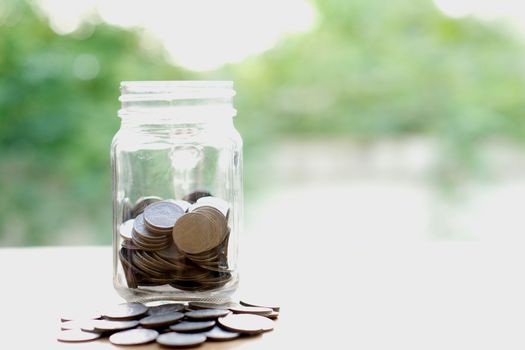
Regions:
[[118, 81, 237, 126]]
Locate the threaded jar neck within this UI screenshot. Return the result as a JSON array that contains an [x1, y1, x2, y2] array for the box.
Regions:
[[118, 81, 237, 121]]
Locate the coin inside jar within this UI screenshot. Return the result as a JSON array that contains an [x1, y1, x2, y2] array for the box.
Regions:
[[172, 209, 227, 255], [132, 196, 162, 218], [183, 190, 212, 204], [119, 219, 134, 241], [119, 195, 233, 291], [144, 201, 185, 234]]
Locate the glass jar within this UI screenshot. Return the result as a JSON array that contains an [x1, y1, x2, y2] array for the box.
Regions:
[[111, 81, 242, 302]]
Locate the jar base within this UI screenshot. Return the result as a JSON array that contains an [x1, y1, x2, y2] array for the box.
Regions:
[[114, 277, 239, 303]]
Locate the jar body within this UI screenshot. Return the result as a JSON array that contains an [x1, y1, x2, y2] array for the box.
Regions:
[[111, 81, 242, 302]]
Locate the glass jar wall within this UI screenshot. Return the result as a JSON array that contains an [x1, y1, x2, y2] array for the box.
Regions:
[[111, 81, 242, 302]]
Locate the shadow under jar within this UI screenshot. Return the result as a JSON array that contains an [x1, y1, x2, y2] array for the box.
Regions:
[[111, 81, 243, 302]]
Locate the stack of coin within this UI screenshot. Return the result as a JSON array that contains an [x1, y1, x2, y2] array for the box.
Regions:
[[118, 192, 233, 292]]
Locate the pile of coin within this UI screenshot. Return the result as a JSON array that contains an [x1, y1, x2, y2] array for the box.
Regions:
[[118, 191, 233, 291], [57, 300, 280, 347]]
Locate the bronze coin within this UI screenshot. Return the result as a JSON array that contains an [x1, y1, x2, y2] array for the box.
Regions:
[[185, 309, 230, 320], [218, 314, 274, 334], [157, 332, 206, 347], [195, 196, 230, 217], [57, 330, 101, 342], [183, 190, 212, 204], [239, 300, 280, 312], [229, 305, 273, 316], [144, 201, 184, 232], [204, 326, 240, 341], [139, 312, 185, 328], [109, 328, 159, 345], [102, 303, 148, 320], [169, 320, 215, 333], [91, 319, 139, 332], [172, 212, 223, 254]]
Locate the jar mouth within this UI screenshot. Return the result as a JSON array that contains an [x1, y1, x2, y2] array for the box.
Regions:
[[120, 80, 235, 102], [119, 81, 236, 119]]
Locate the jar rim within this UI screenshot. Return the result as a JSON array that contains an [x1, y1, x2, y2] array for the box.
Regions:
[[120, 80, 235, 102]]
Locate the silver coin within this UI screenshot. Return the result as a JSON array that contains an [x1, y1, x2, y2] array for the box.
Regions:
[[240, 300, 280, 312], [157, 332, 206, 347], [187, 301, 239, 310], [169, 320, 215, 333], [109, 328, 159, 345], [218, 313, 275, 334], [91, 319, 139, 332], [139, 312, 185, 328], [102, 302, 148, 320], [148, 303, 186, 315], [185, 308, 230, 320], [60, 320, 96, 332], [204, 326, 240, 341], [144, 201, 184, 231], [57, 330, 101, 342], [229, 305, 273, 316]]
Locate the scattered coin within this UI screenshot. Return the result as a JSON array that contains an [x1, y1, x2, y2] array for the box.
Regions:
[[139, 312, 185, 328], [109, 328, 159, 345], [157, 332, 207, 348], [57, 330, 102, 343], [187, 301, 239, 310], [265, 310, 280, 320], [240, 300, 280, 312], [102, 303, 148, 320], [169, 320, 215, 333], [218, 314, 275, 335], [91, 319, 140, 332], [60, 311, 101, 322], [185, 308, 230, 320], [229, 305, 273, 316], [204, 326, 240, 341], [148, 303, 186, 315], [60, 320, 96, 332]]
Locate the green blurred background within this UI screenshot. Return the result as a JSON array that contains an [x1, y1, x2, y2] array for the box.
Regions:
[[2, 0, 525, 245]]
